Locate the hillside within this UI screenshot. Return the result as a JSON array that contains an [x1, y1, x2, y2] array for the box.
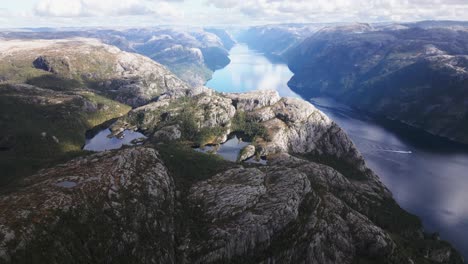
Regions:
[[0, 38, 188, 185], [287, 26, 468, 144]]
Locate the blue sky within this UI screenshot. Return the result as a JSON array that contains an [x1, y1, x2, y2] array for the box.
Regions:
[[1, 0, 467, 28]]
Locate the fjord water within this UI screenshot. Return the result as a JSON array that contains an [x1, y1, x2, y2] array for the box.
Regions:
[[207, 43, 468, 258], [206, 44, 300, 98]]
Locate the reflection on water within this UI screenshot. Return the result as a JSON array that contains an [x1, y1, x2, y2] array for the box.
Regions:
[[55, 181, 77, 188], [311, 97, 468, 259], [83, 129, 146, 152], [206, 44, 301, 98], [207, 44, 468, 258], [195, 136, 249, 162]]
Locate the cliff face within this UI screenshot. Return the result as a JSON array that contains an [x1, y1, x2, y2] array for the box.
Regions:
[[286, 26, 468, 144], [128, 28, 232, 86], [237, 24, 321, 59]]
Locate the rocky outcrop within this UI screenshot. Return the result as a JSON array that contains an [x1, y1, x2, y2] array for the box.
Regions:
[[237, 144, 255, 162], [225, 90, 281, 111], [186, 153, 395, 263], [153, 125, 182, 142], [32, 55, 71, 75]]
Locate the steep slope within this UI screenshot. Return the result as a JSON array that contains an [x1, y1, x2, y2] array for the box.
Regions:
[[0, 89, 462, 263], [237, 24, 319, 60], [205, 28, 236, 50], [129, 28, 231, 86], [287, 26, 468, 144], [0, 38, 189, 185]]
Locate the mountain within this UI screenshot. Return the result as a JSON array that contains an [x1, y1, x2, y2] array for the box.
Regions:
[[238, 23, 468, 144], [237, 24, 323, 60], [0, 27, 234, 87], [205, 28, 236, 50], [0, 37, 463, 263], [286, 26, 468, 144], [0, 38, 188, 185], [0, 85, 463, 263]]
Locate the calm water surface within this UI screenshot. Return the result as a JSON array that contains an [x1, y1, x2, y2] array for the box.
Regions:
[[195, 135, 249, 162], [206, 44, 300, 98], [207, 43, 468, 259], [83, 129, 146, 152]]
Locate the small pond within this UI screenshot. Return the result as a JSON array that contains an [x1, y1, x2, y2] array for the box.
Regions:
[[83, 128, 146, 152], [195, 135, 266, 164]]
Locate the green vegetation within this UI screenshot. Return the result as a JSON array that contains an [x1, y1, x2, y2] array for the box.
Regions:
[[156, 142, 235, 261], [8, 187, 174, 264], [26, 74, 83, 91], [127, 96, 228, 146], [0, 84, 131, 186], [167, 107, 227, 146], [156, 142, 234, 191], [0, 58, 46, 83], [231, 111, 269, 141], [168, 62, 213, 84]]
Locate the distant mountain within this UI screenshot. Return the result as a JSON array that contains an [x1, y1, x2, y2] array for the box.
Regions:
[[407, 20, 468, 30], [239, 23, 468, 144], [0, 27, 235, 87], [205, 28, 236, 50]]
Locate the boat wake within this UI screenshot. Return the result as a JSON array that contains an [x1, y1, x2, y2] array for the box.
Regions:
[[380, 150, 413, 154]]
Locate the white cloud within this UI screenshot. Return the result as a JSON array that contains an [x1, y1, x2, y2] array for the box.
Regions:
[[206, 0, 468, 23], [1, 0, 467, 28], [34, 0, 182, 17]]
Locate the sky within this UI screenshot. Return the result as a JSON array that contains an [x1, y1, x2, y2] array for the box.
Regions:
[[0, 0, 467, 28]]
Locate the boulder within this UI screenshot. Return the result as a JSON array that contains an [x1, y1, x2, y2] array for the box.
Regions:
[[237, 145, 256, 162]]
